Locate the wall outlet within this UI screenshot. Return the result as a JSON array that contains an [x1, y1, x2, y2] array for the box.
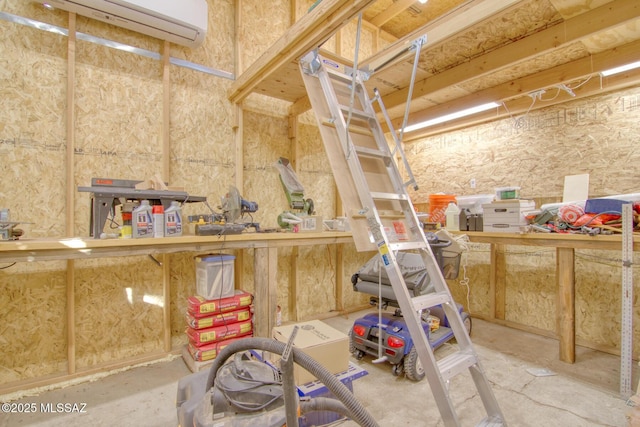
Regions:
[[470, 178, 476, 189]]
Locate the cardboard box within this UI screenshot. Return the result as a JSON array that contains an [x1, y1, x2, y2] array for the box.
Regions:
[[272, 320, 349, 385]]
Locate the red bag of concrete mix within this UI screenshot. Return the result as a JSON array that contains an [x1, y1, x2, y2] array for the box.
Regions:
[[187, 335, 253, 362], [186, 319, 253, 346], [185, 306, 252, 330], [187, 290, 253, 318]]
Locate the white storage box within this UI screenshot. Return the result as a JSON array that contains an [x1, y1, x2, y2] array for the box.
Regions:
[[482, 200, 535, 233], [195, 254, 235, 299]]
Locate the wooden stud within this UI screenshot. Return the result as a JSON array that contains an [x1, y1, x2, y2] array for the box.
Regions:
[[162, 40, 171, 179], [253, 247, 278, 338], [335, 243, 344, 312], [557, 247, 576, 363], [66, 12, 77, 376], [162, 254, 171, 352]]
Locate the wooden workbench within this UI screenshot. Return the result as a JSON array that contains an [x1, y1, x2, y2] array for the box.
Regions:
[[459, 231, 638, 363], [0, 231, 354, 339], [0, 231, 355, 394]]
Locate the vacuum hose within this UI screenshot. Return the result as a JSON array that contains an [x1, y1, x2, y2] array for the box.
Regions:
[[205, 337, 379, 427]]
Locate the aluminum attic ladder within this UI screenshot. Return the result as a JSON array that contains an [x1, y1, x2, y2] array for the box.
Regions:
[[299, 50, 506, 427]]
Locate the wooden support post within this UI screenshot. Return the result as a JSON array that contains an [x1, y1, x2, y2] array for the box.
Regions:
[[162, 40, 171, 179], [254, 247, 278, 338], [161, 40, 172, 354], [162, 254, 171, 352], [66, 261, 75, 374], [557, 247, 576, 363], [490, 243, 506, 320], [335, 243, 344, 312], [288, 114, 299, 322], [66, 12, 77, 376], [289, 247, 298, 321]]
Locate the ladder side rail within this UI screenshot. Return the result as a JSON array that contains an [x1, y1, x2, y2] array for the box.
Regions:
[[366, 213, 461, 427], [351, 80, 425, 245], [315, 69, 389, 213], [373, 89, 419, 190]]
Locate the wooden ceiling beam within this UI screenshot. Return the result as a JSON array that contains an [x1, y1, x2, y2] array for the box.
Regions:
[[361, 0, 523, 75], [383, 0, 640, 111], [400, 40, 640, 140], [228, 0, 376, 104], [370, 0, 416, 27]]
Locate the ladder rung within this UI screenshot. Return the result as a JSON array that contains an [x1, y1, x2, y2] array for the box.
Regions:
[[339, 105, 375, 121], [325, 67, 357, 85], [412, 291, 451, 311], [388, 241, 426, 251], [437, 350, 478, 382], [321, 119, 374, 137], [370, 192, 408, 201], [354, 146, 390, 160]]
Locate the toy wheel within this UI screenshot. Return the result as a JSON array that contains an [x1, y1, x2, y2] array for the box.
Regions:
[[348, 330, 356, 354], [404, 347, 425, 381], [348, 330, 365, 359], [392, 363, 403, 376]]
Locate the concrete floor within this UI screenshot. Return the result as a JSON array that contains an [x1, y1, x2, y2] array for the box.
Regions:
[[0, 310, 635, 427]]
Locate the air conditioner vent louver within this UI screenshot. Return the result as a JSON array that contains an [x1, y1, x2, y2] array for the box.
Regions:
[[33, 0, 208, 48]]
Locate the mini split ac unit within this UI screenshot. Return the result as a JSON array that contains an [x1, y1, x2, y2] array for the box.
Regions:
[[34, 0, 208, 48]]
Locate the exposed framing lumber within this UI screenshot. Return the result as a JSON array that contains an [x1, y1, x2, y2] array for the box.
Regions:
[[66, 12, 77, 376], [369, 0, 415, 27], [384, 0, 640, 113], [362, 0, 522, 76], [402, 45, 640, 140], [228, 0, 376, 104]]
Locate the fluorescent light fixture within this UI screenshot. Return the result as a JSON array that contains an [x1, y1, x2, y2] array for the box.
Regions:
[[418, 0, 428, 4], [404, 101, 500, 133], [601, 61, 640, 77]]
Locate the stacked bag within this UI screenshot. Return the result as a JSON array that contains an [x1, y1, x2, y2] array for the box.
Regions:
[[185, 290, 254, 363], [183, 253, 254, 367]]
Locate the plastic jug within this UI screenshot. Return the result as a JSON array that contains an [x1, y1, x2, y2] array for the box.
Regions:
[[164, 201, 182, 237], [445, 202, 461, 231], [132, 200, 153, 238]]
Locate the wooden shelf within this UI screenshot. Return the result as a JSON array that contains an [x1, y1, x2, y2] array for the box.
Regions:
[[0, 231, 354, 262]]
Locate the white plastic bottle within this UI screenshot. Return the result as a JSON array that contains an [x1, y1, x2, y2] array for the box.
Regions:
[[132, 200, 153, 238], [164, 201, 182, 237], [152, 205, 164, 238], [445, 202, 461, 231]]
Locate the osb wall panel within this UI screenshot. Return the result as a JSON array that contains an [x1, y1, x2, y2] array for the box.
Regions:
[[296, 122, 336, 219], [74, 257, 164, 368], [170, 65, 235, 220], [73, 42, 163, 236], [0, 263, 67, 383], [574, 250, 637, 354], [242, 111, 290, 229], [239, 0, 290, 73], [407, 85, 640, 203], [294, 245, 337, 320], [409, 82, 640, 350], [447, 243, 492, 316], [0, 12, 67, 239]]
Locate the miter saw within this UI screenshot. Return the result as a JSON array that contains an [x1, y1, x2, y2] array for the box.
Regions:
[[190, 186, 260, 235], [275, 157, 315, 230]]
